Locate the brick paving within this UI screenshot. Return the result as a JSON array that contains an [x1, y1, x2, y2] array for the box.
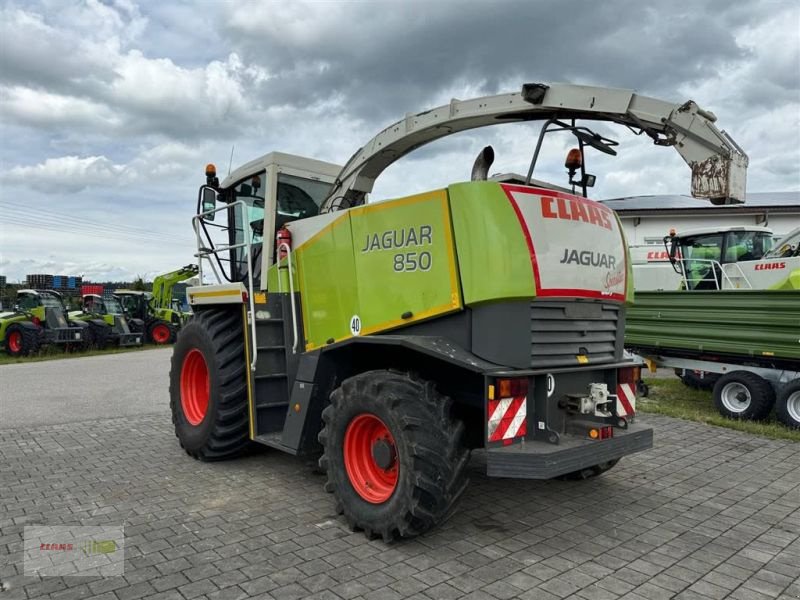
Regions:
[[1, 413, 799, 600]]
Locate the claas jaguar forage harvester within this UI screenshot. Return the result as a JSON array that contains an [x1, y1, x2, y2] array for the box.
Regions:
[[169, 83, 748, 539]]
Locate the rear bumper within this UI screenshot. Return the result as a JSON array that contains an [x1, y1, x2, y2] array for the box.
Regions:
[[486, 423, 653, 479]]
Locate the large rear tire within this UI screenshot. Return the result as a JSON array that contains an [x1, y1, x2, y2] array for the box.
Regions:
[[713, 371, 775, 421], [318, 370, 469, 541], [775, 380, 800, 430], [169, 308, 250, 461], [5, 324, 40, 357]]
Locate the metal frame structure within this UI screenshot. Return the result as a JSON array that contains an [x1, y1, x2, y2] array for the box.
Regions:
[[192, 199, 258, 370], [321, 82, 748, 212]]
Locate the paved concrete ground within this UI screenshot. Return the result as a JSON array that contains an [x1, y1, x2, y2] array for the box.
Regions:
[[1, 353, 799, 600], [0, 348, 171, 428]]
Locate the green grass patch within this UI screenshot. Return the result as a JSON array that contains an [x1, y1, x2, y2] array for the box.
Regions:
[[0, 344, 164, 366], [640, 377, 800, 442]]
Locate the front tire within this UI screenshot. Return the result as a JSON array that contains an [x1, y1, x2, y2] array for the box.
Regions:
[[318, 370, 469, 541], [5, 324, 40, 357], [169, 308, 250, 460], [713, 371, 775, 421], [86, 321, 110, 349], [775, 380, 800, 430]]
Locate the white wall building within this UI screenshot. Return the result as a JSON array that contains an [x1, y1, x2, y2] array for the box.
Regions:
[[600, 192, 799, 246]]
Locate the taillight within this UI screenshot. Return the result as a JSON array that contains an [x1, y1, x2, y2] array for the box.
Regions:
[[589, 426, 614, 440], [497, 378, 528, 398], [32, 316, 41, 327], [487, 377, 528, 444]]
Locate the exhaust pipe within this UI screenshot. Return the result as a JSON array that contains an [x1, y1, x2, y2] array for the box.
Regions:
[[471, 145, 495, 181]]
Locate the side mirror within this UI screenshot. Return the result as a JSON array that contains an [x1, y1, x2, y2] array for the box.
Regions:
[[667, 238, 678, 264], [201, 187, 217, 221]]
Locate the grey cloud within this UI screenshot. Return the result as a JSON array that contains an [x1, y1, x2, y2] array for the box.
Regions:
[[222, 0, 764, 122]]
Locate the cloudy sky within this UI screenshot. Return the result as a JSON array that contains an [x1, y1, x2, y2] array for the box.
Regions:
[[1, 0, 798, 282]]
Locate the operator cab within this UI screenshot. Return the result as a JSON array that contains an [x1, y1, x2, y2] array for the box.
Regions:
[[83, 294, 124, 315], [17, 289, 65, 312], [196, 152, 341, 287], [664, 226, 774, 289]]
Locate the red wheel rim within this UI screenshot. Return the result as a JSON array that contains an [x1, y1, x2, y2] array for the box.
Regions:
[[344, 414, 399, 503], [180, 349, 209, 425], [152, 323, 170, 344], [7, 331, 22, 353]]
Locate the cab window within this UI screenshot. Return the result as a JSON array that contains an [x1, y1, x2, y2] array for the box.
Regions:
[[680, 234, 722, 290], [229, 171, 266, 281], [275, 173, 332, 229], [723, 231, 773, 263], [18, 295, 38, 310]]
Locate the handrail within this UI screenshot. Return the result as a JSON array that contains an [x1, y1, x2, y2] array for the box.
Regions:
[[678, 258, 752, 290], [192, 200, 259, 371], [721, 262, 754, 289], [277, 242, 299, 354]]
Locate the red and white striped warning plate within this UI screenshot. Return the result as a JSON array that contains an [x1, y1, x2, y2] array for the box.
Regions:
[[488, 396, 527, 442], [616, 383, 635, 417]]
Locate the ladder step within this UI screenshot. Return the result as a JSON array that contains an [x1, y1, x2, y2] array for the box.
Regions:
[[256, 401, 290, 409], [255, 372, 288, 379], [256, 318, 284, 323], [257, 344, 286, 351], [254, 432, 297, 455]]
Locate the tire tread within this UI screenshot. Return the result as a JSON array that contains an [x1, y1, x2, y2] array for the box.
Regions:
[[318, 370, 469, 541]]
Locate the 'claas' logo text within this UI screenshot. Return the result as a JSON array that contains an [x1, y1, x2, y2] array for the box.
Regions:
[[540, 196, 614, 230], [754, 262, 786, 270]]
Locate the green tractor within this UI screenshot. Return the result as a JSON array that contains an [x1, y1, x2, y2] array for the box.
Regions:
[[114, 291, 175, 344], [115, 264, 197, 345], [69, 294, 144, 348], [0, 289, 86, 356], [151, 264, 197, 327]]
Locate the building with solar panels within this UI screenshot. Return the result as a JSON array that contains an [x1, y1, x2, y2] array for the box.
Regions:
[[599, 192, 800, 247]]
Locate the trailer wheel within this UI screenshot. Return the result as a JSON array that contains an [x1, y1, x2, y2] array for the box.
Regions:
[[775, 380, 800, 430], [169, 308, 250, 460], [5, 324, 40, 357], [318, 370, 469, 541], [558, 459, 619, 481], [679, 370, 720, 391], [713, 371, 775, 421], [149, 320, 176, 345]]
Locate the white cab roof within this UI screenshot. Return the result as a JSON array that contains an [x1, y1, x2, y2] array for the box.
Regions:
[[221, 152, 342, 189], [677, 225, 773, 238]]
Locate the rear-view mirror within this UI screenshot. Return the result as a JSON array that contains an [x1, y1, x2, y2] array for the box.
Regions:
[[202, 187, 217, 221]]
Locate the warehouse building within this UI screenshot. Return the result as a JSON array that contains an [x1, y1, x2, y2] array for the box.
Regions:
[[600, 192, 799, 247]]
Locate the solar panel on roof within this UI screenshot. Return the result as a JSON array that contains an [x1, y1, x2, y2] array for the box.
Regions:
[[600, 192, 799, 211]]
